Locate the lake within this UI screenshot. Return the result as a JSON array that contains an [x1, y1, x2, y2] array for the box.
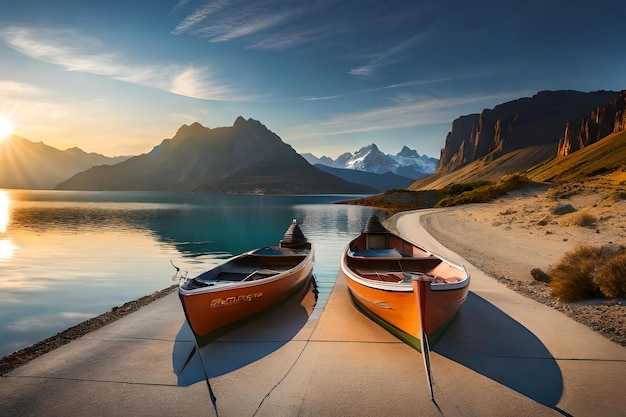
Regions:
[[0, 189, 382, 357]]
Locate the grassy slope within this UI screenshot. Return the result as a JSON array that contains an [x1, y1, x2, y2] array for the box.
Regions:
[[409, 144, 557, 191], [525, 130, 626, 184], [411, 130, 626, 192]]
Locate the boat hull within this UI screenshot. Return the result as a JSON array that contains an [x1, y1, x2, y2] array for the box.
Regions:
[[179, 245, 314, 345], [341, 232, 469, 351]]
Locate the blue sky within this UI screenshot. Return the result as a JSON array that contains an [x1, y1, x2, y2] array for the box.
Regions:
[[1, 0, 624, 159]]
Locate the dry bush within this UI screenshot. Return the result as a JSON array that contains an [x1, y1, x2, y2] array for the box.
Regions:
[[530, 268, 551, 283], [548, 183, 585, 200], [572, 212, 598, 227], [499, 208, 517, 215], [599, 243, 625, 259], [559, 211, 597, 227], [435, 174, 533, 207], [549, 245, 603, 301], [594, 253, 626, 298]]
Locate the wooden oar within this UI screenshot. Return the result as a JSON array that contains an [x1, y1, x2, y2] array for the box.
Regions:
[[412, 275, 435, 401], [194, 343, 219, 416]]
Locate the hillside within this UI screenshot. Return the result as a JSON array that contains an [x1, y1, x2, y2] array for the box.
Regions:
[[0, 136, 129, 190], [56, 117, 377, 195], [527, 129, 626, 184], [409, 127, 626, 193], [409, 144, 557, 191]]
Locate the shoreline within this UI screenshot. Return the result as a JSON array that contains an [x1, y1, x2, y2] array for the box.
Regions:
[[0, 285, 178, 375], [3, 184, 624, 375]]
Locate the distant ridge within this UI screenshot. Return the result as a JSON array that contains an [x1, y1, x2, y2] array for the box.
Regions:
[[56, 117, 378, 195], [314, 164, 414, 192], [303, 144, 438, 179], [0, 136, 129, 190]]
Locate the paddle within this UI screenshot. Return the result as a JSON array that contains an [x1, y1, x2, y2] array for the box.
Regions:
[[194, 344, 219, 416], [412, 275, 435, 401], [171, 260, 218, 413]]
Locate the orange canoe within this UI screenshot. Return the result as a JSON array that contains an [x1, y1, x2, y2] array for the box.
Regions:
[[341, 216, 469, 351], [178, 219, 314, 346]]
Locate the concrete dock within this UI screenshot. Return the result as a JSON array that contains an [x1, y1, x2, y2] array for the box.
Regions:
[[1, 211, 625, 417]]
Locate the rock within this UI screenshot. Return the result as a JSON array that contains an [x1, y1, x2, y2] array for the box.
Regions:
[[552, 203, 576, 215]]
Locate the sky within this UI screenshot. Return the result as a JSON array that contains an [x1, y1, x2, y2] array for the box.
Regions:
[[1, 0, 625, 159]]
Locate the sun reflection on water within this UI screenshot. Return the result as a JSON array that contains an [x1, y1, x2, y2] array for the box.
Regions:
[[0, 190, 9, 233], [0, 238, 17, 261]]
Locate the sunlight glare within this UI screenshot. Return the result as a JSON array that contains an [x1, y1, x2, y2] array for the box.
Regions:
[[0, 116, 14, 141], [0, 238, 18, 261], [0, 190, 10, 233]]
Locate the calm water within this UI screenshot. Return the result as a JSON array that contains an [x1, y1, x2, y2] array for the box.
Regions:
[[0, 189, 382, 357]]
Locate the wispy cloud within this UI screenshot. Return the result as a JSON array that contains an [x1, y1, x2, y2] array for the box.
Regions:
[[174, 1, 298, 41], [290, 92, 521, 139], [301, 73, 494, 101], [246, 24, 342, 51], [172, 0, 339, 50], [1, 26, 251, 101], [0, 80, 42, 97], [349, 33, 426, 77], [172, 0, 233, 35], [208, 11, 295, 43]]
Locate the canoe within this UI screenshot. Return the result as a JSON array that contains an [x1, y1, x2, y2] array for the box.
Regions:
[[177, 219, 315, 346], [340, 216, 470, 352]]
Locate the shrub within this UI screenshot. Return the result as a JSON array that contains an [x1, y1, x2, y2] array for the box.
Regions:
[[599, 243, 625, 259], [530, 268, 551, 283], [594, 253, 626, 298], [564, 211, 597, 227], [435, 174, 534, 207], [549, 245, 603, 302]]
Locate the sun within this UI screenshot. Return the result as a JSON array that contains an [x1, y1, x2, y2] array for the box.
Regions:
[[0, 116, 14, 141]]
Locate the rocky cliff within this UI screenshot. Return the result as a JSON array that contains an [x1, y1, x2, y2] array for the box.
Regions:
[[437, 90, 619, 173], [557, 91, 626, 156]]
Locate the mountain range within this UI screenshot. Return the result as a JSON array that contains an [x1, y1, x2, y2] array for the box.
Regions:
[[302, 144, 438, 179], [3, 89, 625, 195], [0, 136, 129, 189], [56, 117, 377, 194]]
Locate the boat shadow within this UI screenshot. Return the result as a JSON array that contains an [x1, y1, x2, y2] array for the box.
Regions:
[[172, 279, 318, 385], [434, 292, 564, 409]]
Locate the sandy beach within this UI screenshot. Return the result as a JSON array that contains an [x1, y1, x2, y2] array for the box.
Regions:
[[389, 183, 626, 347]]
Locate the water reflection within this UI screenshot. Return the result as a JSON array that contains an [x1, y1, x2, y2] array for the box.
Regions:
[[0, 190, 9, 233], [0, 238, 18, 261], [0, 190, 381, 357]]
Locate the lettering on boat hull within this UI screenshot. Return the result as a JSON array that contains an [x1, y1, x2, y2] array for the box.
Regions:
[[209, 292, 264, 307]]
